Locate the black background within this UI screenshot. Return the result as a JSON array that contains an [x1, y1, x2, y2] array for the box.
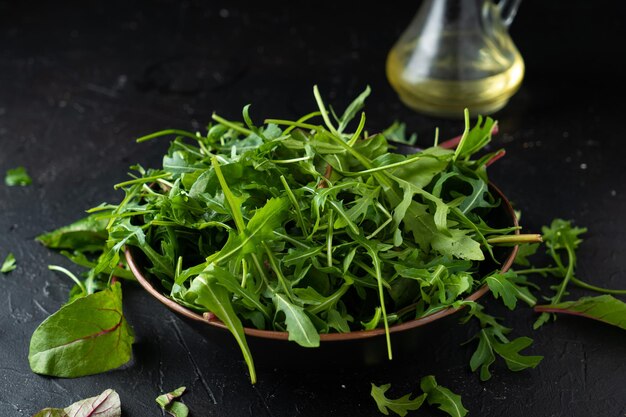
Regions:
[[1, 1, 625, 416]]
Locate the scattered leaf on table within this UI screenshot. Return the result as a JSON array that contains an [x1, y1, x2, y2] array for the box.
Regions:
[[1, 253, 16, 273], [29, 283, 134, 377], [5, 166, 32, 186], [370, 383, 426, 416], [535, 295, 626, 330], [156, 386, 189, 417], [32, 388, 121, 417], [420, 375, 468, 417]]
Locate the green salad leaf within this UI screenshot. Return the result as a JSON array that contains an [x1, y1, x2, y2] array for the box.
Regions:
[[535, 295, 626, 330], [156, 386, 189, 417], [370, 383, 426, 416], [29, 283, 134, 377], [5, 166, 32, 186], [1, 252, 16, 273], [32, 388, 121, 417]]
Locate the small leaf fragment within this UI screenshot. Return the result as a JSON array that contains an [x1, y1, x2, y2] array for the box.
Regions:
[[5, 166, 32, 186], [156, 386, 189, 417], [1, 253, 16, 273]]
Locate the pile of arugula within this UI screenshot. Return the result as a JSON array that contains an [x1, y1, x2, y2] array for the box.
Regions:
[[31, 86, 534, 384]]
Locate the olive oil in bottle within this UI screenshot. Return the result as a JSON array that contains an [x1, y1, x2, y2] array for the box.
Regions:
[[386, 0, 525, 118]]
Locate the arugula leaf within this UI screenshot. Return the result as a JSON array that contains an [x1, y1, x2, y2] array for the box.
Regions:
[[535, 295, 626, 330], [36, 213, 109, 253], [5, 166, 32, 186], [533, 219, 587, 328], [1, 252, 16, 273], [492, 335, 543, 372], [156, 386, 189, 417], [29, 283, 134, 377], [188, 272, 257, 383], [272, 292, 320, 347], [370, 383, 426, 416], [453, 112, 496, 162], [32, 388, 121, 417], [513, 243, 540, 267], [465, 303, 542, 381], [431, 229, 484, 261], [486, 271, 536, 310], [420, 375, 468, 417]]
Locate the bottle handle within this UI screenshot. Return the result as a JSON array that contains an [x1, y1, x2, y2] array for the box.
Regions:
[[497, 0, 522, 27]]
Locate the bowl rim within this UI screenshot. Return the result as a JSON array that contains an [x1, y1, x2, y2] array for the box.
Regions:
[[125, 181, 519, 343]]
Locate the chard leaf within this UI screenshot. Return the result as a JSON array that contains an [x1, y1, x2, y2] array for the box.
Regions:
[[1, 252, 16, 273], [420, 375, 467, 417], [535, 295, 626, 330], [370, 383, 426, 416], [28, 283, 134, 378], [432, 229, 484, 261], [272, 292, 320, 347], [156, 386, 188, 417], [32, 388, 121, 417], [486, 271, 537, 310], [5, 166, 32, 186], [189, 273, 256, 383], [36, 213, 109, 252]]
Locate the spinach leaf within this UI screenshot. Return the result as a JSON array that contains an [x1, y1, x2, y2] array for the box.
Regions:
[[29, 283, 134, 377]]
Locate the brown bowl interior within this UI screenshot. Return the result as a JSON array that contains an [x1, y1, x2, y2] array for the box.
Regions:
[[125, 181, 519, 343]]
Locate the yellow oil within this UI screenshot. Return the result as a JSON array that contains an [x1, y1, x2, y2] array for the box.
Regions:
[[386, 44, 525, 118]]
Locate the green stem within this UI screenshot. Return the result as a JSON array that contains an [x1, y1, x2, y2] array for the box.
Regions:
[[280, 175, 309, 236], [313, 85, 341, 138], [136, 129, 200, 143], [570, 277, 626, 295], [211, 113, 254, 136], [486, 234, 543, 245], [48, 265, 87, 295], [263, 242, 294, 302], [553, 246, 576, 303], [211, 157, 246, 233], [327, 210, 334, 268]]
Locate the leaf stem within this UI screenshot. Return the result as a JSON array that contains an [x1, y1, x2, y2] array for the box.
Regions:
[[136, 129, 200, 143], [486, 234, 543, 245], [48, 265, 87, 295], [211, 113, 254, 136]]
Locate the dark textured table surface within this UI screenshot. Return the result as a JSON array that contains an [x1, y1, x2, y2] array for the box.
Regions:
[[1, 1, 625, 416]]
